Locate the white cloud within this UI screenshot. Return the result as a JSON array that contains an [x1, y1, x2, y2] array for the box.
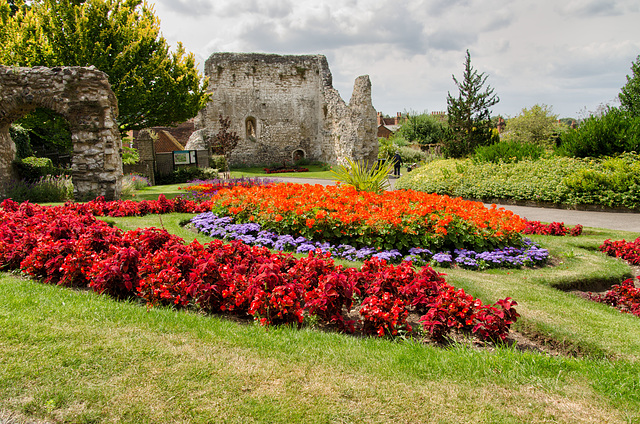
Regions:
[[151, 0, 640, 118]]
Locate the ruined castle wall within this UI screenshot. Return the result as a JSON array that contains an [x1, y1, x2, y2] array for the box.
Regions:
[[192, 53, 378, 166], [0, 66, 122, 200]]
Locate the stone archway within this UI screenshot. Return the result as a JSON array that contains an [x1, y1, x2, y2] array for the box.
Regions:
[[0, 66, 122, 200]]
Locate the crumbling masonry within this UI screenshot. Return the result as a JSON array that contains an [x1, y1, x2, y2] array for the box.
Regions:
[[0, 66, 122, 200], [186, 53, 378, 166]]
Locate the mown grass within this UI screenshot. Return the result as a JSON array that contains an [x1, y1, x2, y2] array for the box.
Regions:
[[1, 273, 639, 424], [1, 211, 639, 423]]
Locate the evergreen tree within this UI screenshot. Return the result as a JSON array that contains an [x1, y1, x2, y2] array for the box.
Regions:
[[444, 50, 499, 158], [0, 0, 209, 133], [619, 55, 640, 117]]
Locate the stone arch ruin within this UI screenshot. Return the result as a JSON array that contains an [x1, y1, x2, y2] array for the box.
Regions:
[[0, 66, 122, 200]]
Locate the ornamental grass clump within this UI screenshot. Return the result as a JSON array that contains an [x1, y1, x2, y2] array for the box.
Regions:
[[330, 158, 392, 194]]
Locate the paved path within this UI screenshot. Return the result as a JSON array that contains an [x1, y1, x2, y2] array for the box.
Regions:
[[269, 176, 640, 234]]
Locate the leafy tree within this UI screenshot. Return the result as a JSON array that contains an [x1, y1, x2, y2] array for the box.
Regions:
[[619, 55, 640, 117], [503, 104, 563, 146], [444, 50, 499, 158], [397, 113, 447, 146], [0, 0, 209, 133]]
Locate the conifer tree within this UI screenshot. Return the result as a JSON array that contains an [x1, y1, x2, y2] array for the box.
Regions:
[[444, 50, 499, 158]]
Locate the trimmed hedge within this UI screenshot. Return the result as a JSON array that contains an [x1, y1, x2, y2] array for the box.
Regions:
[[396, 154, 640, 210]]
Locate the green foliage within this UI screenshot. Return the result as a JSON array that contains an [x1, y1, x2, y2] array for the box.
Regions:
[[557, 107, 640, 157], [330, 158, 392, 194], [619, 54, 640, 117], [1, 174, 73, 202], [445, 50, 500, 158], [503, 104, 563, 146], [473, 140, 545, 163], [9, 123, 32, 158], [210, 154, 227, 171], [377, 137, 395, 160], [122, 147, 139, 166], [397, 145, 427, 164], [154, 166, 215, 185], [396, 154, 640, 209], [120, 174, 150, 198], [12, 156, 68, 182], [0, 0, 209, 132], [397, 113, 447, 145], [15, 108, 72, 157]]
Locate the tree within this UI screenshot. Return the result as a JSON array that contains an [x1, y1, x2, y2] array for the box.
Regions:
[[0, 0, 209, 133], [444, 50, 499, 158], [619, 55, 640, 117], [397, 112, 447, 146], [503, 104, 562, 146]]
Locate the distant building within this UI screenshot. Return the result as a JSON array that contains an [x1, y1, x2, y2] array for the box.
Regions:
[[377, 112, 405, 138]]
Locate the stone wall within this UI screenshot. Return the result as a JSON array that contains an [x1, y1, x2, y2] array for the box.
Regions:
[[0, 66, 122, 200], [187, 53, 378, 166]]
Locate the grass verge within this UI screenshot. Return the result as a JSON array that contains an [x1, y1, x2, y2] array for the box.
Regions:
[[1, 274, 638, 423]]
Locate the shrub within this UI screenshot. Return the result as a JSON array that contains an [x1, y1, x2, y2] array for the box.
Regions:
[[9, 124, 33, 159], [398, 145, 427, 164], [473, 140, 545, 163], [210, 155, 227, 171], [397, 155, 640, 210], [558, 107, 640, 157], [13, 156, 54, 182], [1, 174, 73, 203], [155, 166, 211, 185]]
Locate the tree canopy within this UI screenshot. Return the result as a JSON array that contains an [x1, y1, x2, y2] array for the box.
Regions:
[[397, 113, 447, 146], [619, 55, 640, 117], [0, 0, 209, 133], [444, 50, 499, 158], [503, 104, 563, 146]]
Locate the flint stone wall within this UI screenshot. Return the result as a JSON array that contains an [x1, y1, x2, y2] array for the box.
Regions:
[[187, 53, 378, 166], [0, 66, 122, 200]]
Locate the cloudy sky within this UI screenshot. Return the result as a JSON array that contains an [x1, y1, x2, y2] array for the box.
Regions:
[[151, 0, 640, 119]]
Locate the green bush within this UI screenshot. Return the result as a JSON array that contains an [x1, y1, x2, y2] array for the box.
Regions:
[[558, 107, 640, 157], [154, 166, 214, 185], [9, 123, 33, 159], [398, 145, 427, 164], [1, 174, 73, 203], [210, 155, 227, 171], [396, 153, 640, 209], [13, 156, 52, 182], [473, 140, 545, 163]]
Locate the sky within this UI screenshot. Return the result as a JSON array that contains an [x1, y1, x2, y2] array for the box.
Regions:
[[150, 0, 640, 120]]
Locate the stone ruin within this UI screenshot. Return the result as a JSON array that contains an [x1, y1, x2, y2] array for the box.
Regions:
[[186, 53, 378, 166], [0, 66, 122, 200]]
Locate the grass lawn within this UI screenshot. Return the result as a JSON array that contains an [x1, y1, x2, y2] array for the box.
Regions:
[[1, 210, 639, 422]]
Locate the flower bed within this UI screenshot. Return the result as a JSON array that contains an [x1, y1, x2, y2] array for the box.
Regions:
[[600, 237, 640, 265], [178, 177, 274, 201], [523, 221, 583, 236], [208, 183, 527, 253], [191, 212, 548, 269], [588, 278, 640, 318], [0, 198, 520, 342]]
